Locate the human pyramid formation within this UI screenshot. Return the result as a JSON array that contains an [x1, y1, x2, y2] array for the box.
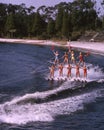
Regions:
[[49, 47, 89, 80]]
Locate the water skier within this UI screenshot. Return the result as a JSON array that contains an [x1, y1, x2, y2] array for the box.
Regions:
[[83, 65, 87, 78], [58, 63, 64, 77], [75, 64, 80, 78], [49, 64, 55, 79], [68, 44, 72, 53], [53, 50, 59, 64], [67, 64, 72, 78], [63, 52, 69, 64], [78, 52, 84, 65], [71, 51, 76, 64]]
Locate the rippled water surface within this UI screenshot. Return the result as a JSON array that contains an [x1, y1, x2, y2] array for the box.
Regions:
[[0, 42, 104, 130]]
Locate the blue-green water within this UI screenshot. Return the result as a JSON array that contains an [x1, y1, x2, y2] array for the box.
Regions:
[[0, 42, 104, 130]]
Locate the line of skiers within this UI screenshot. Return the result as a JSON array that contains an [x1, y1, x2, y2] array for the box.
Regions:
[[49, 48, 88, 79]]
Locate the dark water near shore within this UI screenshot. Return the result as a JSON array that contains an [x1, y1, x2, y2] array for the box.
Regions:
[[0, 42, 104, 130]]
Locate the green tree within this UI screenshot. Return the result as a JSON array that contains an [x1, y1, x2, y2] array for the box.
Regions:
[[13, 4, 29, 37], [5, 13, 16, 37], [55, 6, 63, 34], [101, 0, 104, 29], [70, 0, 97, 30], [32, 12, 46, 37], [0, 3, 7, 37], [0, 1, 103, 40], [62, 11, 69, 39], [47, 19, 55, 37], [87, 9, 97, 30]]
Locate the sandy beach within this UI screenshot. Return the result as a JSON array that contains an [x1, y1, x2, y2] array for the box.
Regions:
[[0, 38, 104, 55], [68, 41, 104, 55]]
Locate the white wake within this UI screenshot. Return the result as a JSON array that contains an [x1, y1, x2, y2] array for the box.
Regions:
[[0, 64, 103, 125]]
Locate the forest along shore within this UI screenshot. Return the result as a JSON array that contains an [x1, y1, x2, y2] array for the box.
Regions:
[[0, 38, 104, 55]]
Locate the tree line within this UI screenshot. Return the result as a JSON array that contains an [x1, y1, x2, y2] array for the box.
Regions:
[[0, 0, 104, 40]]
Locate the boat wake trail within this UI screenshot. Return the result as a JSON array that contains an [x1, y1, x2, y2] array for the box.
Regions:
[[0, 89, 102, 125], [0, 64, 103, 125]]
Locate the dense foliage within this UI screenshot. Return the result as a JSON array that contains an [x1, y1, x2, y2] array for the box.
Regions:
[[0, 0, 104, 40]]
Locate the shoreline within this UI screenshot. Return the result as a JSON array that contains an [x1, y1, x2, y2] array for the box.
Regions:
[[69, 41, 104, 56], [0, 38, 104, 55]]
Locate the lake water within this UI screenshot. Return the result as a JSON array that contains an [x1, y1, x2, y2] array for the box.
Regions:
[[0, 42, 104, 130]]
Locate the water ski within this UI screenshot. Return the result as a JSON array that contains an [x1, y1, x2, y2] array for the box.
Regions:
[[47, 76, 88, 82], [74, 78, 78, 81], [47, 78, 54, 81], [57, 77, 67, 81], [82, 80, 87, 83], [73, 78, 87, 83]]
